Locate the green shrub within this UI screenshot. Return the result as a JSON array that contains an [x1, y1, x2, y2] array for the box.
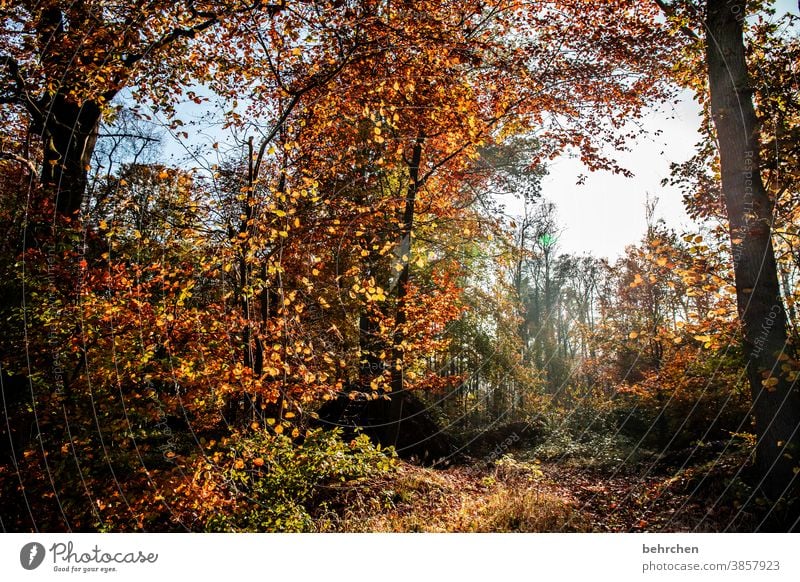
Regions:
[[204, 428, 396, 532]]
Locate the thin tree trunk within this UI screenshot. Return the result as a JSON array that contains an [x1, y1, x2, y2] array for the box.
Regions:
[[706, 0, 800, 504]]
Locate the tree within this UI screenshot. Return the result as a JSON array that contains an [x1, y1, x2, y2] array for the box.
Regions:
[[0, 3, 220, 213], [706, 0, 799, 505], [0, 1, 380, 217], [658, 0, 800, 507]]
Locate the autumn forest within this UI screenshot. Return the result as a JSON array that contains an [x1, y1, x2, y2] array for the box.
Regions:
[[1, 0, 799, 532]]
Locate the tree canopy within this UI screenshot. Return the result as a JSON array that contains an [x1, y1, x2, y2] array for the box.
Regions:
[[1, 0, 798, 533]]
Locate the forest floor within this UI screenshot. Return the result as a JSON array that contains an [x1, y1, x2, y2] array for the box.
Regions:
[[317, 444, 763, 532]]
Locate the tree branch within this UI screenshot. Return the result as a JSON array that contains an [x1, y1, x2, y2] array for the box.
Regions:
[[0, 55, 43, 119], [0, 150, 37, 174], [253, 92, 300, 176], [122, 1, 288, 71], [121, 17, 220, 69], [653, 0, 701, 41], [98, 132, 160, 142]]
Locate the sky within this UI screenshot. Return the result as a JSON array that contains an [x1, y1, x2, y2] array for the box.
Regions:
[[532, 94, 700, 260], [537, 0, 799, 260]]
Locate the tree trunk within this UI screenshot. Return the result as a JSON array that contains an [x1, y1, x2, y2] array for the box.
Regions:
[[706, 0, 800, 504], [386, 135, 424, 446], [36, 94, 102, 215], [359, 310, 384, 383]]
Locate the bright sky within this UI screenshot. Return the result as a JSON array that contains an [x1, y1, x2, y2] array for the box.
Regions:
[[537, 0, 799, 260], [536, 94, 700, 260]]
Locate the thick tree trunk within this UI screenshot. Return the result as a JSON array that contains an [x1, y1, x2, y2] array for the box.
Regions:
[[36, 94, 102, 216], [706, 0, 800, 504], [386, 135, 424, 446]]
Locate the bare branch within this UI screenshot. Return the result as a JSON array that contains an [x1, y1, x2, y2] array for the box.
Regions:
[[98, 132, 160, 142], [0, 55, 42, 119], [0, 150, 37, 174]]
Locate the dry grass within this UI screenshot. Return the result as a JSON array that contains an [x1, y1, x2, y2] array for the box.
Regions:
[[314, 460, 587, 532], [458, 487, 588, 532]]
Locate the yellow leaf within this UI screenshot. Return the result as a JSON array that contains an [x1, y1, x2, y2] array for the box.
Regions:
[[629, 331, 639, 339], [274, 424, 284, 435]]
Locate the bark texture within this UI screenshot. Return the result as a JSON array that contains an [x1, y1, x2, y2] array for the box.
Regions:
[[706, 0, 800, 505]]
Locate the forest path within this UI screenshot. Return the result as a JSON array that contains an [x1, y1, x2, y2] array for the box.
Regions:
[[327, 449, 755, 532], [534, 462, 705, 532]]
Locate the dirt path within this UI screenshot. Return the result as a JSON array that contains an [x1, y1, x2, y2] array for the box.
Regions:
[[323, 452, 757, 532]]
